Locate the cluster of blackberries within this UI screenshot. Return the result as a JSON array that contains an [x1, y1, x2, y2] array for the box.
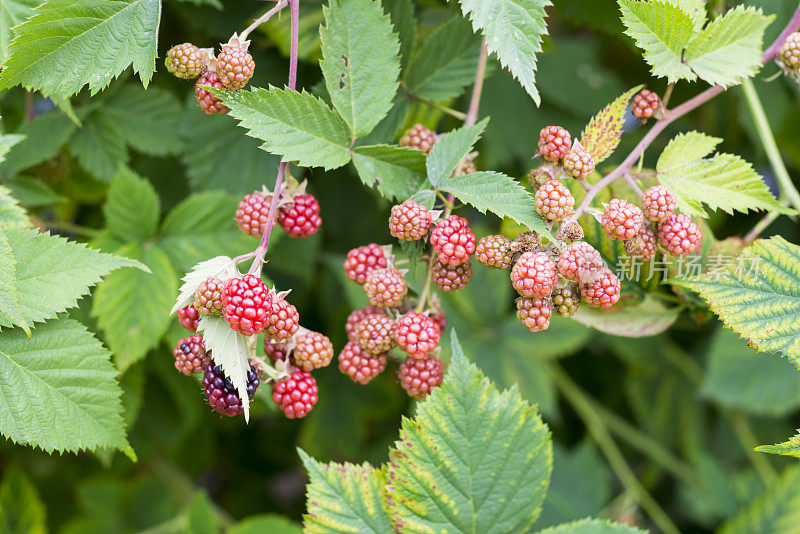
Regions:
[[164, 36, 255, 115]]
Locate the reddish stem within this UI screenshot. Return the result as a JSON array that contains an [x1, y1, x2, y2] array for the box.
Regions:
[[240, 0, 289, 42]]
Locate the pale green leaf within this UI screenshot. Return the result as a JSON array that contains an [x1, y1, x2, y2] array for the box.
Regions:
[[170, 256, 236, 315], [657, 131, 794, 217], [536, 518, 645, 534], [579, 86, 642, 164], [756, 430, 800, 459], [572, 295, 679, 337], [437, 171, 553, 240], [718, 465, 800, 534], [197, 314, 252, 421], [457, 0, 551, 104], [684, 6, 773, 87], [666, 0, 705, 33], [92, 244, 176, 371], [1, 110, 78, 177], [0, 226, 146, 330], [0, 466, 46, 534], [0, 0, 161, 97], [0, 319, 131, 454], [69, 113, 128, 179], [320, 0, 400, 137], [617, 0, 696, 82], [0, 184, 29, 227], [671, 236, 800, 365], [351, 145, 427, 201], [103, 166, 160, 243], [300, 449, 393, 533], [403, 17, 483, 102], [426, 119, 487, 186], [229, 515, 302, 534], [385, 333, 553, 533], [0, 0, 38, 61], [701, 329, 800, 417], [214, 86, 352, 170]]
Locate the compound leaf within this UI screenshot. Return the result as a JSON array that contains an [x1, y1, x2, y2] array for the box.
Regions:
[[457, 0, 551, 105], [718, 465, 800, 533], [0, 319, 130, 454], [103, 166, 160, 243], [352, 145, 427, 201], [756, 431, 800, 459], [320, 0, 400, 137], [580, 86, 642, 164], [0, 0, 161, 97], [300, 449, 393, 533]]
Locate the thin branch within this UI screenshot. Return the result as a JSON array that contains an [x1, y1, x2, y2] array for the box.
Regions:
[[240, 0, 289, 42], [743, 211, 780, 243], [464, 38, 488, 127]]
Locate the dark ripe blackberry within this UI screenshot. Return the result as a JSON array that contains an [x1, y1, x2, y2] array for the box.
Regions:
[[202, 363, 260, 417], [173, 334, 210, 375]]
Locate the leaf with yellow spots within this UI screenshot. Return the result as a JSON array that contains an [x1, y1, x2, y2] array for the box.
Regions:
[[579, 86, 642, 164]]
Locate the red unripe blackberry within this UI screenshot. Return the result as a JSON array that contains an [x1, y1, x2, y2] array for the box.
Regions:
[[641, 185, 677, 222], [563, 149, 596, 178], [236, 192, 275, 237], [217, 43, 255, 89], [430, 215, 476, 266], [389, 200, 433, 241], [202, 363, 259, 417], [602, 198, 644, 240], [632, 90, 661, 121], [516, 297, 552, 332], [431, 308, 447, 333], [292, 331, 334, 371], [343, 244, 388, 285], [345, 306, 384, 341], [538, 126, 572, 162], [395, 312, 441, 358], [364, 268, 407, 307], [221, 274, 272, 336], [272, 370, 318, 418], [177, 305, 200, 332], [356, 313, 396, 355], [264, 338, 289, 363], [558, 241, 604, 282], [266, 298, 300, 342], [581, 268, 621, 308], [194, 277, 225, 315], [510, 251, 557, 298], [432, 260, 473, 292], [552, 286, 580, 318], [399, 124, 436, 153], [195, 71, 229, 115], [278, 194, 322, 238], [173, 334, 210, 375], [165, 43, 206, 79], [399, 355, 443, 398], [535, 179, 575, 221], [635, 225, 657, 260], [779, 33, 800, 69], [658, 214, 702, 255], [475, 235, 512, 269], [339, 341, 387, 384]]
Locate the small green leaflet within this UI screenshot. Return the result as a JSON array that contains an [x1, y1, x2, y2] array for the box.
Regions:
[[213, 86, 352, 170], [320, 0, 400, 138], [0, 184, 29, 227], [656, 131, 793, 218], [0, 466, 47, 534], [579, 86, 642, 165], [300, 449, 393, 533], [672, 237, 800, 365], [385, 333, 553, 533], [198, 314, 253, 421], [0, 319, 131, 455], [351, 145, 427, 201], [103, 167, 160, 243], [718, 465, 800, 533], [0, 0, 161, 97], [756, 430, 800, 459], [535, 518, 646, 534], [426, 119, 487, 187], [457, 0, 551, 105]]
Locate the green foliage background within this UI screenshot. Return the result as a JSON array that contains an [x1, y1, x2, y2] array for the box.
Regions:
[[1, 0, 800, 532]]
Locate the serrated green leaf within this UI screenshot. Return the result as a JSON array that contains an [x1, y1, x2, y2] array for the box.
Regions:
[[1, 110, 78, 177], [214, 86, 352, 170], [718, 465, 800, 533], [92, 244, 176, 371], [437, 171, 553, 240], [352, 145, 427, 201], [0, 0, 38, 61], [381, 0, 415, 69], [572, 295, 679, 337], [403, 17, 483, 102], [103, 167, 160, 243], [0, 226, 146, 330], [672, 236, 800, 365], [684, 6, 773, 87], [0, 466, 46, 534], [536, 518, 645, 534], [0, 184, 29, 227], [0, 319, 131, 454], [300, 449, 393, 533], [458, 0, 551, 105], [666, 0, 705, 33], [69, 112, 127, 180], [756, 430, 800, 459], [701, 329, 800, 417], [320, 0, 400, 138], [0, 0, 161, 97], [657, 131, 794, 217], [579, 86, 642, 164], [385, 333, 553, 533], [426, 119, 487, 186], [618, 0, 696, 82], [0, 231, 25, 331], [170, 256, 235, 315], [197, 314, 252, 421]]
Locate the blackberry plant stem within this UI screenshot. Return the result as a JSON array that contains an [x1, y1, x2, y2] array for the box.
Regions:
[[240, 0, 289, 41]]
